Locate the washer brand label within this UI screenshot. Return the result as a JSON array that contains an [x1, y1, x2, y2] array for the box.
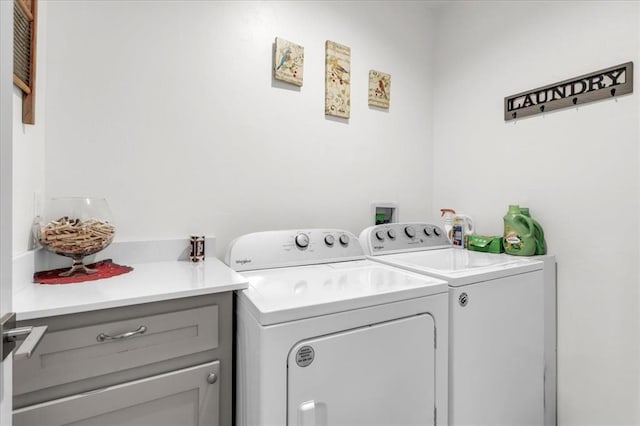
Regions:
[[296, 345, 315, 367], [459, 292, 469, 307], [235, 258, 252, 265]]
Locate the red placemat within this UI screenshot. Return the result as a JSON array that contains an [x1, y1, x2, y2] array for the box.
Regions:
[[34, 259, 134, 285]]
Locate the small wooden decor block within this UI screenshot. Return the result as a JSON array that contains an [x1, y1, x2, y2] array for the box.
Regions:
[[325, 40, 351, 118], [368, 70, 391, 108], [273, 37, 304, 86]]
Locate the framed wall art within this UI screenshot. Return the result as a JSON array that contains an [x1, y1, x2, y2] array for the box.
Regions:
[[368, 70, 391, 109], [273, 37, 304, 86], [325, 40, 351, 118]]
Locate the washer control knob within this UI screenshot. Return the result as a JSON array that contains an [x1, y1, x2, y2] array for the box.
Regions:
[[387, 229, 396, 239], [423, 227, 431, 237], [375, 230, 386, 241], [433, 227, 441, 237], [339, 234, 350, 246], [295, 233, 310, 249], [324, 235, 335, 246], [404, 226, 416, 238]]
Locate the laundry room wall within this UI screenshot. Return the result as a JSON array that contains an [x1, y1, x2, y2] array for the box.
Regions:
[[38, 0, 437, 257], [12, 1, 48, 256], [14, 2, 640, 423], [431, 2, 640, 425]]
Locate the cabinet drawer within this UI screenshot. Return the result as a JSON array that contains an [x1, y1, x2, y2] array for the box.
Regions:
[[14, 305, 218, 396], [14, 360, 220, 426]]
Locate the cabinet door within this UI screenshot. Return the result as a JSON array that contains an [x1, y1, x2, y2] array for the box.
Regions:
[[13, 361, 220, 426]]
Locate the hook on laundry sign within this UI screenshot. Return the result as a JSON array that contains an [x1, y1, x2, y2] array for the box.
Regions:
[[504, 62, 633, 121]]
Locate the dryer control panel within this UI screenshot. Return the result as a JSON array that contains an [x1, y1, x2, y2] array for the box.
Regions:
[[225, 229, 365, 271], [359, 222, 451, 256]]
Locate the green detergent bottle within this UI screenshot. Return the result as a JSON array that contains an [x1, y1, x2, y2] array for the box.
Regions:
[[521, 207, 547, 255], [503, 205, 537, 256]]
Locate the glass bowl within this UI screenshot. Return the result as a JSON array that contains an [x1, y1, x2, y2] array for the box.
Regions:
[[37, 197, 115, 276]]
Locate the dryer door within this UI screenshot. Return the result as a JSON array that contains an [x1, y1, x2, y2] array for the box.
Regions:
[[287, 314, 436, 426]]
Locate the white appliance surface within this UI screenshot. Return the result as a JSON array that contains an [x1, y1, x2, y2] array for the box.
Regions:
[[288, 314, 436, 426], [239, 259, 447, 325], [447, 269, 544, 426], [228, 229, 449, 426], [375, 248, 542, 286], [359, 222, 548, 426]]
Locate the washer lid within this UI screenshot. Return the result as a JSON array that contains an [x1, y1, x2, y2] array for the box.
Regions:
[[236, 259, 448, 325], [372, 248, 543, 286]]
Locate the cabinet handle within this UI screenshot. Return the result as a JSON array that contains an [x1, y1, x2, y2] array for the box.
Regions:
[[97, 325, 147, 342]]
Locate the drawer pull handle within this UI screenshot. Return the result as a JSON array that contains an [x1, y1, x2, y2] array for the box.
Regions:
[[97, 325, 147, 342]]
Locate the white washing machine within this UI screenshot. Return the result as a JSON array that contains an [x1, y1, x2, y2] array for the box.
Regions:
[[359, 222, 549, 426], [225, 229, 449, 426]]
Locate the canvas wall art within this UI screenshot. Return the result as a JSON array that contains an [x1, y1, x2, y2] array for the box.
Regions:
[[325, 40, 351, 118], [274, 37, 304, 86], [368, 70, 391, 108]]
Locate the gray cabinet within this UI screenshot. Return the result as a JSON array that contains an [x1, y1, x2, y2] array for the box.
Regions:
[[14, 361, 220, 426], [13, 292, 232, 426]]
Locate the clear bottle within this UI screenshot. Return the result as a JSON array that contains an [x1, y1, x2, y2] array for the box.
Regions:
[[440, 208, 456, 243], [452, 216, 465, 248]]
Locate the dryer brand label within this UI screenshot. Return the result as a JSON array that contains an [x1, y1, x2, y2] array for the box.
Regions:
[[235, 258, 252, 265], [296, 345, 315, 367]]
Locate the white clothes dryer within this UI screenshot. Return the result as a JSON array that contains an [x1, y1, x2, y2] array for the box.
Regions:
[[225, 229, 449, 426], [360, 222, 548, 426]]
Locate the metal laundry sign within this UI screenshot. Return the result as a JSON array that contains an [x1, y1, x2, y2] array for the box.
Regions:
[[504, 62, 633, 121]]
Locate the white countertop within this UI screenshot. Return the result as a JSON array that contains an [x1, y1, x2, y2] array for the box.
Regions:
[[13, 239, 249, 321]]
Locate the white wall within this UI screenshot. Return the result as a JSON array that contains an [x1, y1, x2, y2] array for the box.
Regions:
[[41, 0, 436, 257], [12, 1, 47, 256], [432, 1, 639, 425], [15, 1, 640, 423]]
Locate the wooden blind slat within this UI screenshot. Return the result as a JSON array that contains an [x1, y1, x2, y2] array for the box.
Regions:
[[23, 0, 37, 124], [16, 0, 33, 21], [13, 0, 31, 84], [13, 74, 31, 94], [12, 0, 37, 124]]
